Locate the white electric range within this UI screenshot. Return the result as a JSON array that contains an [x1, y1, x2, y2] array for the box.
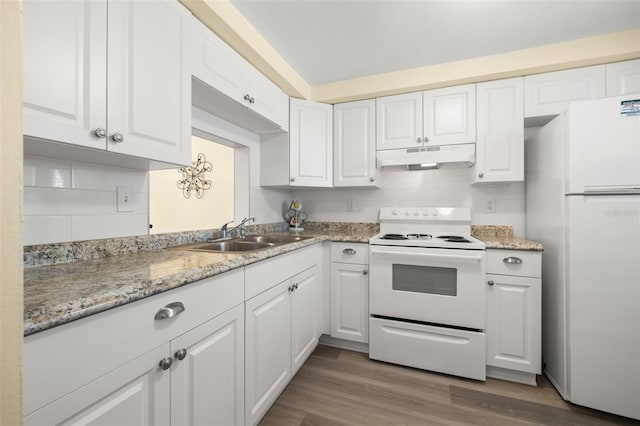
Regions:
[[368, 207, 487, 381]]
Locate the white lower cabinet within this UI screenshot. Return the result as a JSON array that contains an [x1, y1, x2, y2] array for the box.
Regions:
[[330, 243, 369, 343], [25, 303, 245, 426], [24, 344, 170, 426], [170, 305, 245, 426], [245, 265, 318, 425], [486, 250, 542, 386]]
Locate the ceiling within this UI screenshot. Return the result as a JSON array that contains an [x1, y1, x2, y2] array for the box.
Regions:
[[229, 0, 640, 86]]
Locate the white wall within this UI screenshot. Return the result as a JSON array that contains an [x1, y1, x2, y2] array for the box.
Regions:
[[23, 156, 149, 245], [293, 165, 526, 236]]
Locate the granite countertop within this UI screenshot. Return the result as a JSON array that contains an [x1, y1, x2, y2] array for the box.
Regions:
[[24, 227, 376, 336], [471, 225, 544, 252]]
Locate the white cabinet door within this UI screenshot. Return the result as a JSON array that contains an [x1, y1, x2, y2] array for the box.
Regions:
[[291, 266, 319, 374], [249, 69, 290, 131], [23, 0, 107, 150], [606, 59, 640, 97], [474, 77, 524, 183], [24, 345, 170, 426], [171, 304, 244, 426], [524, 65, 606, 118], [423, 84, 476, 146], [331, 262, 369, 343], [376, 92, 423, 150], [334, 99, 378, 187], [107, 0, 191, 165], [245, 280, 292, 426], [192, 17, 248, 107], [290, 98, 333, 187], [486, 274, 541, 374]]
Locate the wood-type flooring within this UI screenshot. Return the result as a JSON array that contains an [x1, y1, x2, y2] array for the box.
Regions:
[[260, 345, 639, 426]]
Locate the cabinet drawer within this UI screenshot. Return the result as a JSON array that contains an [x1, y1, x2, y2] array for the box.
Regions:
[[24, 268, 244, 415], [330, 242, 369, 264], [245, 244, 320, 299], [487, 250, 541, 278]]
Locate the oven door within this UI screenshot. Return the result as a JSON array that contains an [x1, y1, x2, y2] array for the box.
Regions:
[[369, 245, 486, 329]]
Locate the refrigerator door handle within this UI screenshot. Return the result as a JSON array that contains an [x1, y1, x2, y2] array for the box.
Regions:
[[582, 185, 640, 195]]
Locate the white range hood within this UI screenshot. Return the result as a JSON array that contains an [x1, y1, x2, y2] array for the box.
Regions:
[[376, 143, 476, 168]]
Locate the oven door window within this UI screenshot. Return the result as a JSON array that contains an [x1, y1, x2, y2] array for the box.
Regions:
[[392, 264, 457, 296]]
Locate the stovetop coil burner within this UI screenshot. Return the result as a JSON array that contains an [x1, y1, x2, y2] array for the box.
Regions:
[[437, 235, 471, 243]]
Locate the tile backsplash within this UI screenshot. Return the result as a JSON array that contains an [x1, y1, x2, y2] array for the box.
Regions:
[[293, 165, 526, 237], [23, 155, 149, 245]]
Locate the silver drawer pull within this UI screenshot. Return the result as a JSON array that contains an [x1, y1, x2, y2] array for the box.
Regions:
[[503, 257, 523, 265], [154, 302, 185, 320], [343, 248, 356, 255]]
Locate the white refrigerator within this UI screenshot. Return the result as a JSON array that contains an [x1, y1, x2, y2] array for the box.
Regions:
[[526, 94, 640, 420]]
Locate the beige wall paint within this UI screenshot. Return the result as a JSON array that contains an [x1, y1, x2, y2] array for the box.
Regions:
[[313, 29, 640, 103], [182, 0, 640, 103], [150, 136, 235, 234], [0, 0, 23, 424]]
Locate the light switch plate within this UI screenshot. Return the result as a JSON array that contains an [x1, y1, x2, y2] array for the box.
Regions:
[[117, 186, 134, 212], [346, 199, 356, 212]]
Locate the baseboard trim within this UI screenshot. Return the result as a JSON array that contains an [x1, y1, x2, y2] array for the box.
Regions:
[[486, 365, 538, 386], [318, 334, 369, 354]]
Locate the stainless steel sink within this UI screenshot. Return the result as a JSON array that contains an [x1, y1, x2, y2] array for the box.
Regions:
[[183, 234, 313, 253], [187, 241, 274, 253], [240, 234, 313, 244]]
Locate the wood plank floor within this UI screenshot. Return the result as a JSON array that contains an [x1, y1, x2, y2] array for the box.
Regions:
[[260, 345, 640, 426]]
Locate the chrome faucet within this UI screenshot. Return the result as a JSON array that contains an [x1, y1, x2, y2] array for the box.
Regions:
[[219, 220, 234, 239], [229, 217, 256, 238]]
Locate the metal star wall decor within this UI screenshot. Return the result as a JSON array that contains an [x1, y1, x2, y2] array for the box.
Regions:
[[177, 153, 212, 199]]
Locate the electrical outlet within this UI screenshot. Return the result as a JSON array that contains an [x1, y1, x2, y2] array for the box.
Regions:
[[484, 198, 497, 214], [346, 199, 356, 212], [117, 186, 134, 212]]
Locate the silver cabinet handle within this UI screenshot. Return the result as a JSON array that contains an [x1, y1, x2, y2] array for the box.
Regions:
[[343, 248, 356, 255], [288, 285, 294, 293], [369, 177, 375, 182], [94, 127, 107, 138], [362, 269, 368, 275], [290, 177, 296, 182], [424, 136, 430, 143], [244, 94, 251, 102], [503, 257, 523, 264], [154, 302, 185, 320], [111, 132, 124, 143], [174, 349, 187, 361], [416, 137, 422, 144], [478, 172, 484, 178], [159, 357, 173, 370], [250, 97, 255, 104], [488, 280, 495, 286]]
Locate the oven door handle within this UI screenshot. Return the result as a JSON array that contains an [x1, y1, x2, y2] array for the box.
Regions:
[[370, 248, 483, 263]]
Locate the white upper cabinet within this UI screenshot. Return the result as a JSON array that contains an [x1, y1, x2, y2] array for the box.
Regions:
[[524, 65, 606, 119], [334, 99, 379, 187], [23, 0, 107, 151], [423, 84, 476, 146], [289, 98, 333, 187], [606, 59, 640, 97], [376, 85, 476, 150], [192, 17, 289, 132], [474, 77, 524, 183], [376, 92, 423, 150], [23, 0, 192, 168]]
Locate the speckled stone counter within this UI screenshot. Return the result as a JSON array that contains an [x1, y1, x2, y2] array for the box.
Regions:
[[24, 223, 378, 336], [472, 225, 543, 251]]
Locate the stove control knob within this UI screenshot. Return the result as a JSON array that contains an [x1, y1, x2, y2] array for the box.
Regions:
[[432, 209, 439, 216], [391, 209, 398, 216], [413, 210, 420, 216], [404, 210, 410, 216], [423, 210, 429, 216]]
